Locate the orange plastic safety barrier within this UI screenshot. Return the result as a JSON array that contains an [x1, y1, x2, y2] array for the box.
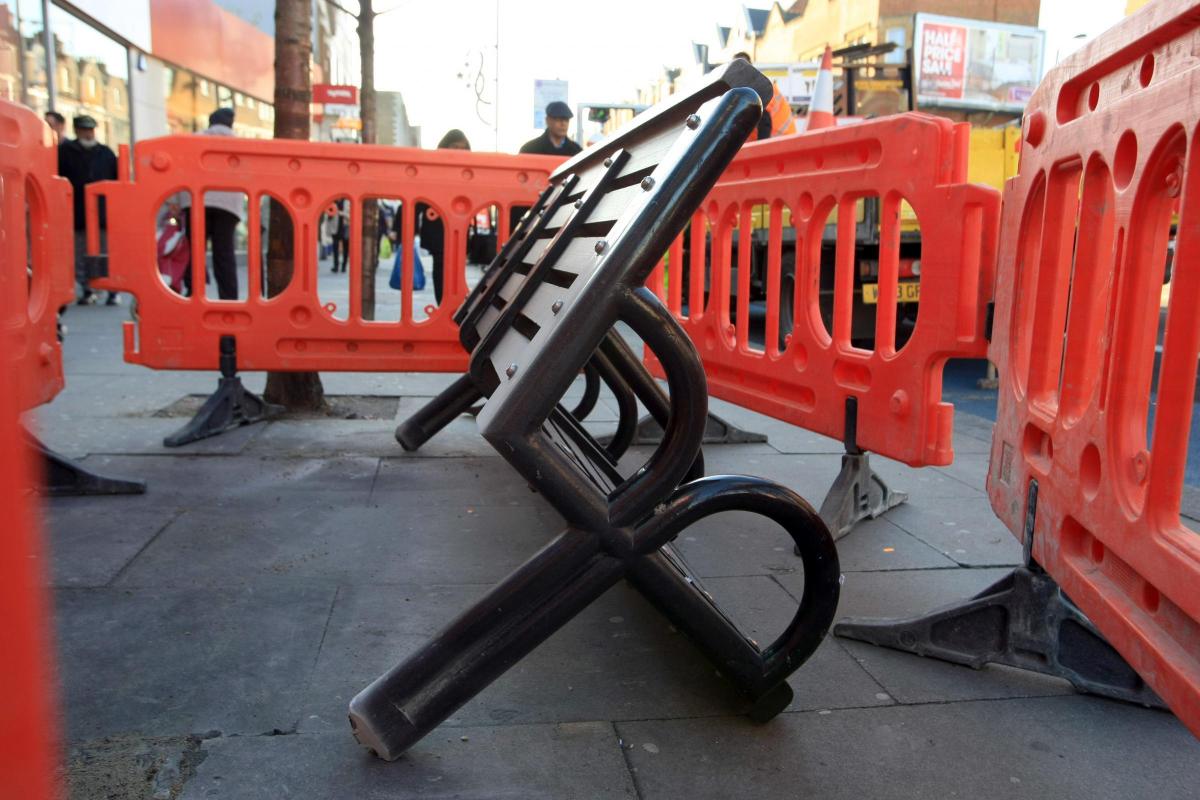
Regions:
[[89, 139, 556, 372], [0, 100, 64, 799], [649, 114, 1000, 467], [1, 100, 75, 413], [0, 330, 61, 800], [987, 0, 1200, 738]]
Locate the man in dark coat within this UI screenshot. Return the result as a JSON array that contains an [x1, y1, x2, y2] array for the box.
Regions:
[[512, 102, 582, 231], [519, 101, 582, 157], [58, 115, 118, 305]]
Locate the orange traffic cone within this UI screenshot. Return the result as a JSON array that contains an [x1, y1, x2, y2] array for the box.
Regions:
[[806, 45, 835, 132]]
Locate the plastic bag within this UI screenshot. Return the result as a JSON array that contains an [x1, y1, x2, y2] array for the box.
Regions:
[[389, 244, 426, 291]]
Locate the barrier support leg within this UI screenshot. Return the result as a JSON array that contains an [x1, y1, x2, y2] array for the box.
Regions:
[[600, 412, 768, 446], [813, 397, 906, 541], [833, 480, 1165, 708], [24, 429, 146, 496], [163, 335, 282, 448]]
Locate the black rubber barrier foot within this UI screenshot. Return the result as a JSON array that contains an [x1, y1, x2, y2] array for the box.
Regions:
[[816, 450, 907, 541], [834, 564, 1166, 709], [163, 375, 283, 448], [599, 411, 768, 447], [26, 431, 146, 496], [163, 336, 282, 448]]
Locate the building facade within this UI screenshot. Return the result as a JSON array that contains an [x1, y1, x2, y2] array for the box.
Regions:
[[654, 2, 1044, 126], [375, 90, 419, 148], [0, 0, 367, 148]]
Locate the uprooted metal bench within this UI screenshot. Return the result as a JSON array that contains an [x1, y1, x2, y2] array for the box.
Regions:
[[348, 61, 842, 761], [393, 178, 644, 458]]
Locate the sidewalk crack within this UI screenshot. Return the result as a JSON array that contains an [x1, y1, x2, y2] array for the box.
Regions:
[[611, 721, 647, 800], [107, 508, 186, 586]]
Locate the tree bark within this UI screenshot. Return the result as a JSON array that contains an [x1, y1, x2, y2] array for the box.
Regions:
[[264, 0, 326, 410], [358, 0, 379, 320]]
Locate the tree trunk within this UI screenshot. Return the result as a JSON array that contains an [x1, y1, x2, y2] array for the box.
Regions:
[[358, 0, 379, 320], [264, 0, 326, 410]]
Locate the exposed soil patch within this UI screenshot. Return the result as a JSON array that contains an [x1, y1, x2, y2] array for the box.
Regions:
[[67, 733, 213, 800]]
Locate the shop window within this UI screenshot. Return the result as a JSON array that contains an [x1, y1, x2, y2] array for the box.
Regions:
[[48, 4, 130, 147]]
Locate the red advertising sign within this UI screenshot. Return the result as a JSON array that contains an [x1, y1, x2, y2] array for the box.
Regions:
[[313, 84, 359, 105], [918, 22, 967, 100]]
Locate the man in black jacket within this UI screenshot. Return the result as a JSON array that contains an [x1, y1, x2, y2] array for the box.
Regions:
[[519, 101, 582, 157], [58, 115, 118, 305], [512, 101, 582, 231]]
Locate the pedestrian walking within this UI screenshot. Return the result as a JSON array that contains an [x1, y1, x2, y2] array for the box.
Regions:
[[58, 114, 119, 305], [179, 108, 244, 300], [329, 199, 350, 273], [519, 101, 582, 156], [417, 129, 470, 303]]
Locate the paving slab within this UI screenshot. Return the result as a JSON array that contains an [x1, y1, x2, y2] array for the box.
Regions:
[[179, 723, 636, 799], [933, 449, 993, 491], [870, 452, 988, 499], [44, 498, 182, 587], [617, 696, 1200, 800], [41, 370, 238, 420], [828, 566, 1016, 620], [244, 419, 409, 458], [72, 454, 379, 509], [371, 454, 550, 506], [55, 583, 336, 740], [882, 494, 1022, 567], [115, 503, 560, 589], [25, 413, 265, 458], [669, 507, 955, 577], [950, 425, 995, 455], [955, 409, 998, 446], [250, 412, 499, 455]]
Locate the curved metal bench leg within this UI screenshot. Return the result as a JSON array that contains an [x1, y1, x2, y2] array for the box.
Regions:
[[628, 476, 841, 717], [568, 362, 602, 422]]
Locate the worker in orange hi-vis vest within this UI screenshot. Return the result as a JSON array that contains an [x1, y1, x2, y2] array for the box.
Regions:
[[733, 52, 798, 140]]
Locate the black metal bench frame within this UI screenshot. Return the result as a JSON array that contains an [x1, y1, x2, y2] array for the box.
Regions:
[[349, 62, 841, 762], [394, 178, 640, 458]]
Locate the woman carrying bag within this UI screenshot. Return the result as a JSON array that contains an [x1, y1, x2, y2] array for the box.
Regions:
[[388, 129, 471, 298]]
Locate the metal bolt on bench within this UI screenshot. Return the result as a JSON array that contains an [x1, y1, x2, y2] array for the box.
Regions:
[[349, 62, 842, 762]]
